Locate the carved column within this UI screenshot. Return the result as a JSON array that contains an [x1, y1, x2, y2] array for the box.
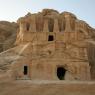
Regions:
[[61, 19, 64, 32], [18, 20, 26, 42], [53, 19, 59, 32], [43, 19, 49, 32], [30, 15, 36, 32], [65, 16, 72, 32], [20, 21, 26, 32]]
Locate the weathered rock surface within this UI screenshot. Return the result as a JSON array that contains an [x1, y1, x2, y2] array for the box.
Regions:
[[0, 8, 95, 95], [0, 9, 95, 81], [0, 21, 18, 52]]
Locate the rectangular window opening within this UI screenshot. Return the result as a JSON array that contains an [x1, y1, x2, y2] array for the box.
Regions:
[[24, 66, 28, 75], [48, 35, 54, 41]]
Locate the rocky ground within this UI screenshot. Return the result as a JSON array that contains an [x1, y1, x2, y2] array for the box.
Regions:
[[0, 80, 95, 95]]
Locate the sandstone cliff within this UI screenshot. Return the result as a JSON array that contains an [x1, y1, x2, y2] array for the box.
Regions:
[[0, 21, 18, 52], [16, 9, 95, 80], [0, 9, 95, 80]]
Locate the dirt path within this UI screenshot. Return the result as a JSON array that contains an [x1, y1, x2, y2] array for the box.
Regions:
[[0, 80, 95, 95]]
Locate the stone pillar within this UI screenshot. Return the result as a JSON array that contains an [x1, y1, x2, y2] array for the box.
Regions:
[[20, 21, 26, 32], [43, 19, 49, 32], [53, 19, 59, 32], [30, 15, 36, 32], [61, 19, 64, 32], [65, 16, 72, 32], [17, 21, 26, 43]]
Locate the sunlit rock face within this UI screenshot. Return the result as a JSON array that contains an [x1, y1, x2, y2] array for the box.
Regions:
[[0, 21, 18, 52], [0, 9, 95, 81]]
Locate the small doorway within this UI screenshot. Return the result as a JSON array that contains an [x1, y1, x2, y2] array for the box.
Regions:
[[57, 67, 66, 80], [24, 66, 28, 75], [26, 23, 30, 31]]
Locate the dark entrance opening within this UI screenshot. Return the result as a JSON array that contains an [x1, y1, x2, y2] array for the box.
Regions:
[[48, 35, 54, 41], [26, 23, 30, 31], [57, 67, 66, 80], [24, 66, 28, 75]]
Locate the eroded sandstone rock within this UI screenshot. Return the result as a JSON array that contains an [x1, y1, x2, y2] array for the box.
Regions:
[[0, 21, 18, 52], [0, 9, 95, 81]]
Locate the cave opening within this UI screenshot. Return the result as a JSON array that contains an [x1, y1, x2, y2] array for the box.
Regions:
[[24, 66, 28, 75], [57, 67, 66, 80]]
